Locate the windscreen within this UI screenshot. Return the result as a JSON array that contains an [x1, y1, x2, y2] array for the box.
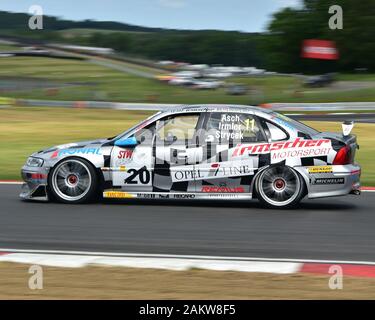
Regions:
[[113, 111, 163, 140]]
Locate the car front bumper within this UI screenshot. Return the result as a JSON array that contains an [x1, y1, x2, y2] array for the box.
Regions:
[[20, 166, 49, 201]]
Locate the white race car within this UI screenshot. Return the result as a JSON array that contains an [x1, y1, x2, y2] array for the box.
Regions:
[[21, 105, 361, 208]]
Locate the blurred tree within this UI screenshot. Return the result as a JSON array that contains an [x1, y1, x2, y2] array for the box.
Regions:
[[261, 0, 375, 73], [1, 3, 373, 73]]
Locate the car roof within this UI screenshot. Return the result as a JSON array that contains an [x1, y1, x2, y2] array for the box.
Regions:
[[165, 104, 272, 114]]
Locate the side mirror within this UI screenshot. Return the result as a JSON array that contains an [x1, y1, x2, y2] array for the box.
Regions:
[[115, 136, 138, 147], [342, 121, 354, 137]]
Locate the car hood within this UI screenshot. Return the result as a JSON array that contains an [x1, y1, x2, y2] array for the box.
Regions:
[[34, 138, 110, 158]]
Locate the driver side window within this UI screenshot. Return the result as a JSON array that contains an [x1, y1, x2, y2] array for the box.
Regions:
[[134, 123, 156, 145], [156, 114, 200, 144]]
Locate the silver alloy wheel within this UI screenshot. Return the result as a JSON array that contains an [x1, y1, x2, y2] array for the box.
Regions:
[[257, 166, 301, 207], [51, 159, 92, 202]]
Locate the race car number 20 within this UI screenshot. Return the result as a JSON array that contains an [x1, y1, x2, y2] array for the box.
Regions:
[[124, 167, 151, 184]]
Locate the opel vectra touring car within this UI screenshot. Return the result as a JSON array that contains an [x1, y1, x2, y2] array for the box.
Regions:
[[20, 105, 361, 208]]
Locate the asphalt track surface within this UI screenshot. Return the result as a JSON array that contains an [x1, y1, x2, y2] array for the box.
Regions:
[[1, 184, 375, 262]]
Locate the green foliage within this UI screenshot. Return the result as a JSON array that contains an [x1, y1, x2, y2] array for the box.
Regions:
[[261, 0, 375, 73], [0, 1, 374, 72], [0, 10, 164, 32], [0, 10, 262, 67], [75, 30, 263, 67]]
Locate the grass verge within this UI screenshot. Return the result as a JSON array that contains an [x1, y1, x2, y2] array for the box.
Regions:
[[1, 262, 375, 299]]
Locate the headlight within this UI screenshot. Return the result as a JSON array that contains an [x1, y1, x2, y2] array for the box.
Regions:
[[26, 157, 44, 167]]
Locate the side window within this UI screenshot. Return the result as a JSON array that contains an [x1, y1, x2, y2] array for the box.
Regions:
[[205, 113, 265, 143], [134, 123, 156, 145], [264, 121, 288, 141], [156, 114, 200, 144]]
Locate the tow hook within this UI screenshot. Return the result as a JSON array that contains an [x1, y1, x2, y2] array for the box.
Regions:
[[350, 189, 361, 195]]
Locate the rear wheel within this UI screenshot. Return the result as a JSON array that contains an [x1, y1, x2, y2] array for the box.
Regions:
[[255, 166, 305, 209], [48, 158, 98, 204]]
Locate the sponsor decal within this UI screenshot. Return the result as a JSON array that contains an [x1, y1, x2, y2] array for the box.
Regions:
[[173, 194, 195, 199], [201, 186, 245, 193], [172, 160, 254, 182], [312, 178, 345, 185], [118, 150, 133, 159], [308, 166, 333, 174], [174, 169, 203, 181], [232, 138, 332, 160], [51, 148, 102, 159], [115, 150, 133, 166], [271, 116, 295, 132], [103, 191, 134, 199], [136, 193, 195, 199], [137, 193, 156, 199], [115, 158, 131, 166], [204, 193, 245, 199], [271, 147, 331, 160], [101, 166, 127, 172]]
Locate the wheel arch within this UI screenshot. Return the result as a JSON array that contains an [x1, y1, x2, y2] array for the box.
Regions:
[[250, 165, 269, 198], [293, 166, 310, 197]]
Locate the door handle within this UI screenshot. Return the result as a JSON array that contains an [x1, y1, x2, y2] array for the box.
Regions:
[[177, 153, 189, 160], [205, 135, 215, 143]]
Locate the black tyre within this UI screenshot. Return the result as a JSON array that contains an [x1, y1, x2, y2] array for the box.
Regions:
[[255, 166, 305, 209], [48, 158, 99, 204]]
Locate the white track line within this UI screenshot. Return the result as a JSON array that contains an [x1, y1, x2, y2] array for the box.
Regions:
[[1, 248, 375, 266], [0, 248, 302, 272], [0, 253, 301, 272], [0, 181, 23, 185], [329, 112, 355, 115]]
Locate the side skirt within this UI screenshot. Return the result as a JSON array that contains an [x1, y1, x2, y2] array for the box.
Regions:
[[103, 190, 253, 201]]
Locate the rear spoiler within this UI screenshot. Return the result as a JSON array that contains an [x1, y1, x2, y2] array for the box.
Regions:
[[342, 121, 354, 137], [341, 121, 359, 149]]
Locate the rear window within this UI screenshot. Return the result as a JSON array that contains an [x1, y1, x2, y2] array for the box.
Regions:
[[269, 112, 320, 137], [265, 121, 288, 141]]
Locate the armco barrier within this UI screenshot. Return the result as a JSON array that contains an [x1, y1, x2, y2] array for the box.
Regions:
[[3, 98, 375, 112]]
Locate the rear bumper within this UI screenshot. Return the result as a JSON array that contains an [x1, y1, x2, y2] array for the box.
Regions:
[[297, 164, 361, 199], [19, 166, 49, 201]]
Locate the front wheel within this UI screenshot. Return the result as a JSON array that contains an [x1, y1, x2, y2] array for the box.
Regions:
[[255, 166, 305, 209], [48, 158, 99, 204]]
